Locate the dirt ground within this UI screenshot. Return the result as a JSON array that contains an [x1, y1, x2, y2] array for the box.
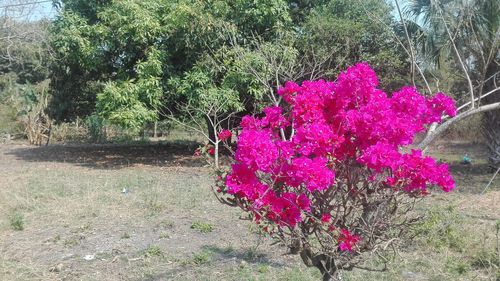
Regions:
[[0, 141, 498, 281]]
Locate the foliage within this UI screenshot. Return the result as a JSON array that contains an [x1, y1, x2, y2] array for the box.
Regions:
[[0, 19, 51, 85], [0, 18, 52, 136], [48, 0, 410, 139], [9, 212, 25, 231], [215, 64, 456, 279], [49, 0, 164, 123], [0, 76, 24, 134], [49, 0, 291, 128], [0, 78, 52, 143], [190, 221, 215, 234], [298, 0, 409, 91], [85, 114, 107, 143], [96, 48, 163, 132], [404, 0, 500, 165], [20, 84, 52, 145]]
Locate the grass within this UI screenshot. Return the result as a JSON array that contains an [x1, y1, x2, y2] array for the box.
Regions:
[[9, 212, 24, 231], [190, 221, 215, 233], [145, 245, 163, 258], [159, 231, 170, 239], [192, 250, 213, 265], [142, 190, 165, 217], [0, 142, 498, 281], [412, 204, 465, 251]]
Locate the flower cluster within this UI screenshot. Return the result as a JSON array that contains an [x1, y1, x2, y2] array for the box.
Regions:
[[218, 129, 232, 141], [222, 63, 456, 252], [338, 229, 360, 252], [194, 145, 215, 157]]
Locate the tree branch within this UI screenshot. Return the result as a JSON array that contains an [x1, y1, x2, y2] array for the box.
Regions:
[[418, 102, 500, 149], [438, 6, 476, 109]]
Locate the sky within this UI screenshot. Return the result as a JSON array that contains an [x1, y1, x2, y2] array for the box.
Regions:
[[0, 0, 56, 21], [1, 0, 414, 23]]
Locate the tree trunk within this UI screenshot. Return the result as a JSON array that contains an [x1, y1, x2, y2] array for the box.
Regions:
[[204, 115, 216, 144], [483, 111, 500, 167], [320, 269, 342, 281], [481, 64, 500, 167], [299, 247, 341, 281]]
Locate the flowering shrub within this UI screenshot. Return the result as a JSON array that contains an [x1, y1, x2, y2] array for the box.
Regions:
[[214, 63, 456, 280]]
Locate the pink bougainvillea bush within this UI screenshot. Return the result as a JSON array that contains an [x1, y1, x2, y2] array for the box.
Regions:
[[214, 63, 456, 280]]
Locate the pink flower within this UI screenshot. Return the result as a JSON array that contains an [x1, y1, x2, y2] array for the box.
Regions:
[[292, 122, 338, 156], [261, 106, 289, 129], [222, 63, 456, 230], [234, 128, 279, 173], [208, 147, 215, 155], [357, 142, 401, 171], [391, 150, 455, 193], [428, 92, 457, 119], [321, 214, 331, 224], [285, 157, 335, 192], [218, 130, 232, 141], [296, 194, 311, 212], [338, 229, 360, 252], [193, 149, 201, 157], [226, 164, 267, 199], [277, 81, 300, 104]]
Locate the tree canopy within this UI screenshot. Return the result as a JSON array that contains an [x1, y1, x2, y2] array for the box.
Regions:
[[404, 0, 500, 165], [48, 0, 409, 133]]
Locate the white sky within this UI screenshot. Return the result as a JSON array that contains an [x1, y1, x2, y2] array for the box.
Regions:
[[0, 0, 55, 21]]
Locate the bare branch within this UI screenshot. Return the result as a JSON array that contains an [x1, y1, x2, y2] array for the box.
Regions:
[[437, 6, 475, 109], [418, 102, 500, 149], [0, 0, 52, 10], [457, 87, 500, 112], [481, 166, 500, 195], [394, 0, 417, 87]]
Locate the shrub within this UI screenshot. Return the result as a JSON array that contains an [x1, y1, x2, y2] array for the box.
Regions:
[[214, 63, 456, 280], [192, 250, 213, 265], [145, 245, 163, 257], [191, 221, 215, 233], [86, 115, 107, 143], [10, 212, 25, 231]]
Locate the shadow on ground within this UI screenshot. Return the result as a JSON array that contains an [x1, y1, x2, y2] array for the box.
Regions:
[[137, 245, 288, 281], [449, 163, 497, 175], [201, 245, 287, 267], [4, 141, 206, 169]]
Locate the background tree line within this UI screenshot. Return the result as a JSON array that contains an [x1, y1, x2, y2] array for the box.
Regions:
[[47, 0, 408, 133], [0, 0, 498, 166]]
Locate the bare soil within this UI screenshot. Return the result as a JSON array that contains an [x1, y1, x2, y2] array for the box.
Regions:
[[0, 142, 307, 281], [0, 141, 498, 281]]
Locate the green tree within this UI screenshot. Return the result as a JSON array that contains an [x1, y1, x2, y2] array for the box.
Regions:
[[298, 0, 409, 90], [48, 0, 409, 141], [49, 0, 292, 132], [49, 0, 160, 123], [405, 0, 500, 166], [0, 17, 52, 135]]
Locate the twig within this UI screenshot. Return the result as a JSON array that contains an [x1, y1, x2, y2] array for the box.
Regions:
[[358, 0, 432, 96], [394, 0, 416, 87], [481, 166, 500, 194], [0, 0, 52, 9], [438, 6, 475, 109], [418, 102, 500, 149], [457, 87, 500, 112]]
